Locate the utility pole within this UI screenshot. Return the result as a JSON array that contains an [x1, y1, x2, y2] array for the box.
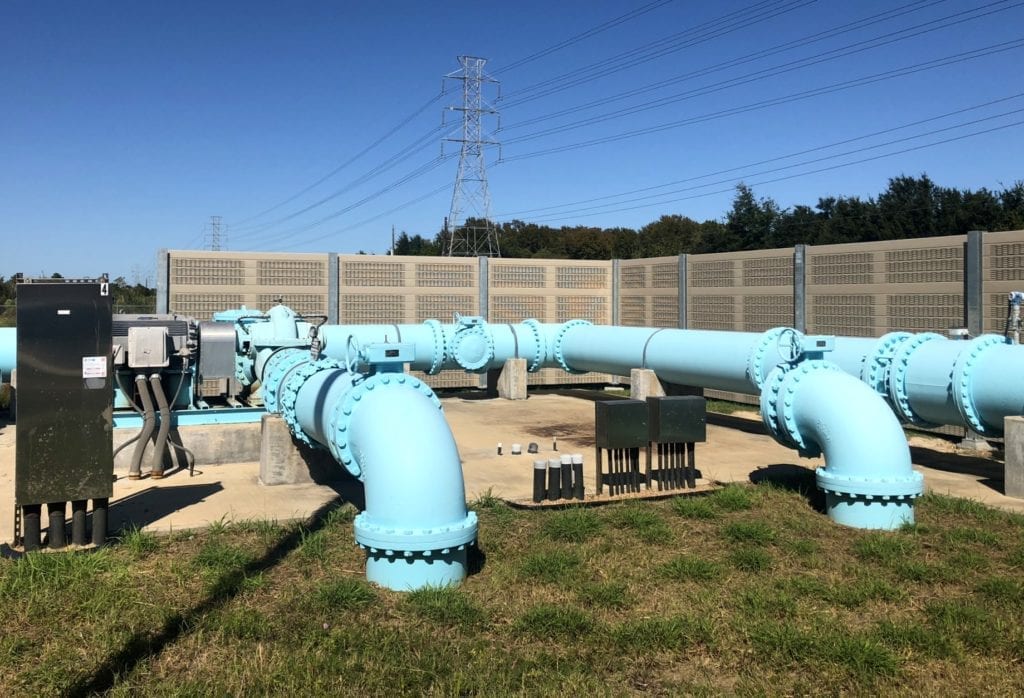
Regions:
[[204, 215, 225, 251], [443, 56, 500, 257], [391, 224, 396, 256]]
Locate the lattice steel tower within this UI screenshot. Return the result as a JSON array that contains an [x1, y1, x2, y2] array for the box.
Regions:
[[203, 215, 225, 251], [444, 56, 500, 257]]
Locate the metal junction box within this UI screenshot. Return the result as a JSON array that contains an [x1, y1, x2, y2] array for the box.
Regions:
[[198, 321, 237, 380], [127, 325, 169, 368], [648, 395, 707, 443], [15, 280, 114, 506], [594, 399, 649, 449]]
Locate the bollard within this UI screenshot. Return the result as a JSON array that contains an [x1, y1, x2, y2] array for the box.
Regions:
[[560, 454, 573, 500], [71, 500, 88, 546], [532, 460, 546, 503], [47, 502, 66, 549], [572, 453, 584, 500], [547, 458, 560, 501]]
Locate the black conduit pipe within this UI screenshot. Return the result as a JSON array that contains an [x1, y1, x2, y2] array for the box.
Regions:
[[129, 375, 156, 480], [47, 502, 66, 549], [148, 374, 171, 478], [71, 500, 88, 546]]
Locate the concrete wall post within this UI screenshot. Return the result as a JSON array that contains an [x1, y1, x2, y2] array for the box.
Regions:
[[678, 253, 688, 329], [966, 230, 984, 338], [327, 252, 339, 324], [794, 244, 807, 333]]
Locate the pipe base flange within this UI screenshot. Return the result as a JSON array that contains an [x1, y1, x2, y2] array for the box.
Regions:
[[328, 372, 441, 479], [354, 510, 478, 554], [815, 467, 924, 500], [952, 334, 1008, 436], [553, 319, 592, 374]]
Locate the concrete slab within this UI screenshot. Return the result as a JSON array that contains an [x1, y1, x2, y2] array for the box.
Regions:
[[2, 391, 1022, 544]]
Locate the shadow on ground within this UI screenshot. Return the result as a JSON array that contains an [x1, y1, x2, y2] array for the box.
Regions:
[[749, 463, 827, 513]]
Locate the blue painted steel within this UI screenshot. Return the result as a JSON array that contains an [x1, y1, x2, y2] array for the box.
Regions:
[[259, 340, 476, 590], [0, 327, 14, 381], [760, 361, 922, 529]]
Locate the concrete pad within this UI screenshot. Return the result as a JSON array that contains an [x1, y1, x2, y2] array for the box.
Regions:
[[3, 392, 1023, 544]]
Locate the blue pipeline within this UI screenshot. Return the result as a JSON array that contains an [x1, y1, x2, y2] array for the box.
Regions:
[[0, 328, 14, 381], [760, 361, 923, 529], [260, 348, 477, 590]]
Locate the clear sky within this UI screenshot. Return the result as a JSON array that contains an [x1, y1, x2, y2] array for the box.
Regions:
[[3, 0, 1023, 281]]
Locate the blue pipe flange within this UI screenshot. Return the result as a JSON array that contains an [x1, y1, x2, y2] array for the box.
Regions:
[[423, 319, 445, 375], [520, 319, 546, 372], [553, 319, 593, 374], [280, 358, 342, 447], [859, 331, 912, 400], [449, 325, 494, 372], [887, 332, 944, 427], [354, 510, 478, 555], [746, 327, 793, 391], [327, 372, 441, 479], [772, 360, 843, 458], [816, 468, 923, 502], [261, 349, 309, 414], [758, 363, 795, 449], [952, 334, 1009, 436]]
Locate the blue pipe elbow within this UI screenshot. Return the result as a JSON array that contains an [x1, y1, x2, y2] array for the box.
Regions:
[[761, 361, 923, 530]]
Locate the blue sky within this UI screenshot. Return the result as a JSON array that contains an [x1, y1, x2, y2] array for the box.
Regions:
[[3, 0, 1023, 281]]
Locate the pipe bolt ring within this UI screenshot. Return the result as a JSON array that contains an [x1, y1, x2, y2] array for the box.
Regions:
[[887, 333, 943, 427], [553, 319, 592, 374], [521, 319, 546, 373], [952, 334, 1006, 435]]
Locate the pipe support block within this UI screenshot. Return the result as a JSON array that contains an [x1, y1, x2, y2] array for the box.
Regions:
[[887, 332, 944, 426], [952, 334, 1009, 436]]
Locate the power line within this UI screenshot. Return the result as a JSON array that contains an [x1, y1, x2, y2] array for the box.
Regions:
[[498, 37, 1024, 162], [265, 182, 453, 253], [494, 0, 675, 74], [230, 92, 444, 227], [503, 1, 1023, 144], [495, 93, 1024, 219], [502, 0, 951, 131], [233, 122, 454, 237], [500, 0, 815, 106], [507, 118, 1024, 225]]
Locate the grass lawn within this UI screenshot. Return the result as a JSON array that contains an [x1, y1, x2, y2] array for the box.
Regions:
[[1, 482, 1023, 695]]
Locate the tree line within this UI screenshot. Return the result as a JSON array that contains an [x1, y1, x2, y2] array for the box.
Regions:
[[394, 175, 1024, 259], [0, 275, 156, 327]]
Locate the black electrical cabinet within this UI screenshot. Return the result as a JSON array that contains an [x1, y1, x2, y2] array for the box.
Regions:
[[15, 279, 113, 549]]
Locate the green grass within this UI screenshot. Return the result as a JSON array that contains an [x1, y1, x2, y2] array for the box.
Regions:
[[541, 507, 602, 543], [1, 486, 1022, 695]]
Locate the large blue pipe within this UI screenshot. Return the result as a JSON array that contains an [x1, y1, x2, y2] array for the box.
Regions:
[[0, 328, 14, 381], [259, 347, 477, 590]]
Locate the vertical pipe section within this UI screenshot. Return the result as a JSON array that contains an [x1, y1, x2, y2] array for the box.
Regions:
[[92, 498, 108, 546], [47, 502, 66, 549], [71, 500, 88, 546], [0, 327, 16, 380], [23, 505, 41, 551]]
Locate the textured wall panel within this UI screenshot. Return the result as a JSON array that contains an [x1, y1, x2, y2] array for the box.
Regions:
[[491, 264, 546, 288], [812, 294, 875, 336], [257, 259, 326, 286], [887, 294, 963, 333], [342, 261, 405, 287], [171, 258, 245, 286], [416, 295, 476, 322], [557, 296, 608, 323], [170, 293, 245, 320], [340, 294, 407, 324], [743, 295, 792, 333], [689, 295, 735, 330], [556, 265, 607, 289], [416, 262, 475, 287], [620, 296, 648, 327], [257, 294, 326, 316]]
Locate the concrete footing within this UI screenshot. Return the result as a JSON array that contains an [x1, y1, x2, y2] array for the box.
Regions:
[[1004, 416, 1024, 498], [113, 422, 262, 472], [486, 358, 528, 400], [629, 368, 703, 402], [258, 414, 338, 485]]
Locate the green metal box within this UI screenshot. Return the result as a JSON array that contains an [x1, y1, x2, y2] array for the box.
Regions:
[[594, 399, 649, 449], [647, 396, 707, 443]]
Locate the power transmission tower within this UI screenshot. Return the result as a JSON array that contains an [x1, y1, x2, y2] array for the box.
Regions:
[[204, 215, 225, 251], [443, 56, 500, 257]]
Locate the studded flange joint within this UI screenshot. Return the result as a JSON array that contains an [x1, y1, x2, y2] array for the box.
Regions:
[[951, 334, 1008, 436], [553, 319, 592, 374], [279, 358, 343, 447]]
